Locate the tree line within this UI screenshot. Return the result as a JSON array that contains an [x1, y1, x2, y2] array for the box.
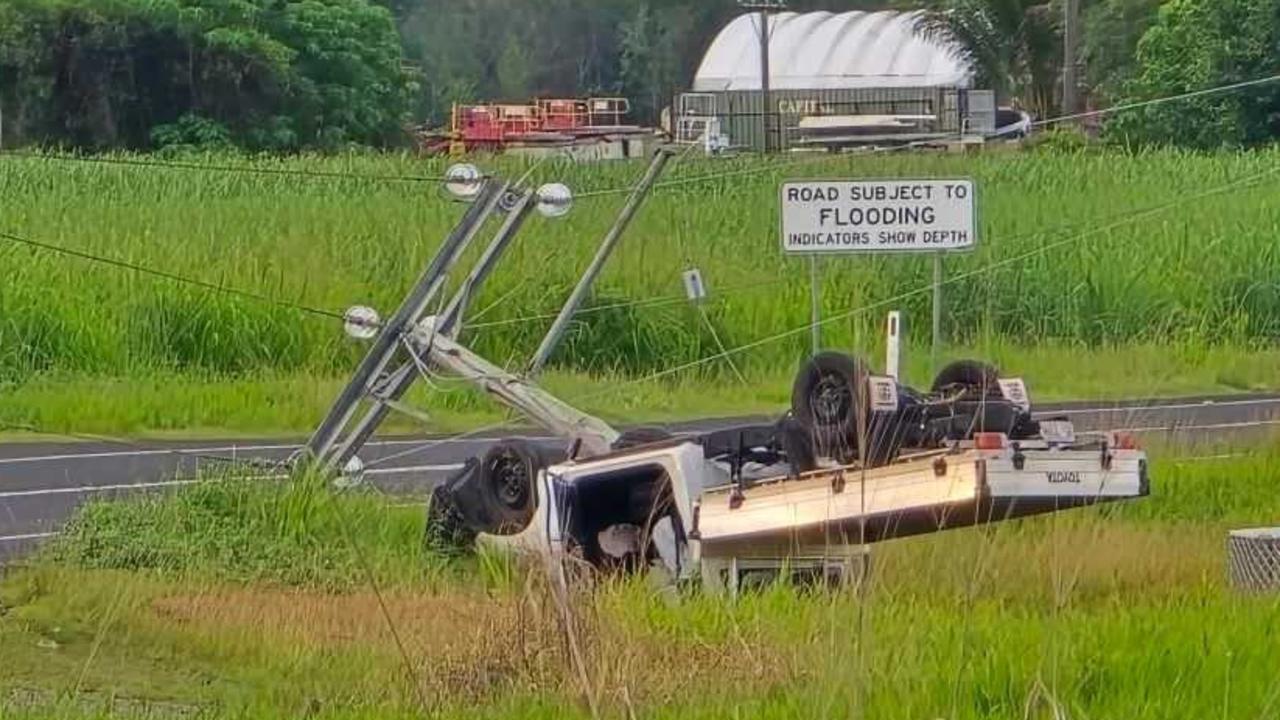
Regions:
[[0, 0, 1276, 151]]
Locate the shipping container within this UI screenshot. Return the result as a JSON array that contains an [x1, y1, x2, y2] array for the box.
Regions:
[[675, 87, 996, 152]]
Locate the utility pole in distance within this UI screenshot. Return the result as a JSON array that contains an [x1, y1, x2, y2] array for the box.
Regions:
[[739, 0, 786, 153], [1062, 0, 1080, 119]]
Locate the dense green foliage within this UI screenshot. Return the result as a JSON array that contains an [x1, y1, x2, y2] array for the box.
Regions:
[[0, 0, 1278, 149], [916, 0, 1062, 115], [0, 0, 876, 149], [394, 0, 907, 125], [1081, 0, 1162, 96], [1108, 0, 1280, 148], [0, 0, 413, 150]]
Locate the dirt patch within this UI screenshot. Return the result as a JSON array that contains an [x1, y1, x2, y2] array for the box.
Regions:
[[149, 579, 794, 709], [153, 585, 513, 649], [874, 520, 1224, 602]]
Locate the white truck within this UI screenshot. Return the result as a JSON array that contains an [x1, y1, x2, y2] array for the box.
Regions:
[[427, 353, 1150, 592]]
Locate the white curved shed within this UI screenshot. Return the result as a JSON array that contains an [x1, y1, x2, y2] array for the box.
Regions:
[[692, 11, 973, 93]]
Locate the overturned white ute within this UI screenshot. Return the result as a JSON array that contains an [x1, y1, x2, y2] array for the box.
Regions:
[[427, 354, 1150, 592], [297, 165, 1146, 591]]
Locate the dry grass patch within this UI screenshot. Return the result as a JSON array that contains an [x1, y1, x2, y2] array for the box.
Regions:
[[143, 573, 795, 711], [874, 518, 1224, 604]]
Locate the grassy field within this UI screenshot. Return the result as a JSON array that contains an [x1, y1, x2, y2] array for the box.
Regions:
[[1, 147, 1279, 436], [2, 341, 1278, 439], [3, 441, 1280, 718]]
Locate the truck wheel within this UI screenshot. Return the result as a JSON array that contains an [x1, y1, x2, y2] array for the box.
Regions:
[[791, 352, 869, 460], [931, 360, 1000, 395], [424, 480, 475, 556], [612, 426, 675, 450], [478, 439, 548, 535]]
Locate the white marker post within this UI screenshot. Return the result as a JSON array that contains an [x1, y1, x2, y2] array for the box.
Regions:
[[682, 268, 708, 303], [682, 267, 746, 384], [780, 178, 977, 369], [809, 256, 821, 354], [885, 311, 902, 381]]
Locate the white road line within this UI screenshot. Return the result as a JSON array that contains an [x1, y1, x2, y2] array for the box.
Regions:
[[1041, 397, 1280, 416], [0, 437, 553, 466], [0, 479, 199, 499], [0, 444, 293, 464], [1123, 419, 1280, 433], [0, 532, 58, 543], [1171, 453, 1249, 464], [1, 397, 1277, 467], [366, 464, 463, 476], [0, 464, 464, 499], [4, 397, 1278, 467]]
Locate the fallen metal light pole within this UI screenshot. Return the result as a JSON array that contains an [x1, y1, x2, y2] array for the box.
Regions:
[[303, 179, 507, 470], [322, 190, 538, 470], [303, 150, 674, 475]]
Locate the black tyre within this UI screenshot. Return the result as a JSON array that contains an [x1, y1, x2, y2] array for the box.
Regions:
[[424, 478, 475, 556], [791, 352, 869, 460], [931, 360, 1000, 395], [478, 438, 551, 535], [612, 426, 675, 450]]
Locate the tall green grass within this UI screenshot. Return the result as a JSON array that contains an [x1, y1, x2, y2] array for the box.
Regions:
[[2, 147, 1278, 387], [5, 446, 1280, 718], [44, 472, 439, 588]]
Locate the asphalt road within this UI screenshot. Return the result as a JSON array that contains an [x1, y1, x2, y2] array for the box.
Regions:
[[3, 394, 1279, 561]]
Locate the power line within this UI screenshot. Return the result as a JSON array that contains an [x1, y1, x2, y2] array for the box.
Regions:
[[7, 72, 1273, 198], [363, 419, 523, 469], [0, 229, 347, 322], [1, 150, 452, 184], [9, 70, 1279, 388], [499, 72, 1280, 352], [1034, 73, 1280, 127], [573, 71, 1280, 201], [466, 276, 792, 329], [0, 214, 790, 340], [567, 162, 1280, 403]]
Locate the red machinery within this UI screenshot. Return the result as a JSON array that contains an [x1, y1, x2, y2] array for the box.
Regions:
[[419, 97, 647, 155]]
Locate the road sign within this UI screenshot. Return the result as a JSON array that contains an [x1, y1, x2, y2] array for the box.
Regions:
[[780, 179, 977, 255]]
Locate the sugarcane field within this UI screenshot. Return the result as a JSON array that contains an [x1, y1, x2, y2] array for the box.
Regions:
[[2, 1, 1280, 718]]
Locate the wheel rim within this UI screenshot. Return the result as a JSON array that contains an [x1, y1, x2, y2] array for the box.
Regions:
[[489, 452, 530, 511], [812, 373, 852, 427]]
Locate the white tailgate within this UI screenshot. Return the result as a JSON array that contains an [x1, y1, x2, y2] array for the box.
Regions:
[[983, 449, 1146, 499]]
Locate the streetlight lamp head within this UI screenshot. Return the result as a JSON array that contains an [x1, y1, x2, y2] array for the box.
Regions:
[[444, 163, 484, 201], [535, 183, 574, 218]]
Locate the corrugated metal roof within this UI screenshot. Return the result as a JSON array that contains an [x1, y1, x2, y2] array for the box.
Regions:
[[692, 11, 972, 92]]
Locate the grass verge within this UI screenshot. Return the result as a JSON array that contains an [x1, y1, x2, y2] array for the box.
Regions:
[[3, 341, 1277, 439], [3, 442, 1280, 717]]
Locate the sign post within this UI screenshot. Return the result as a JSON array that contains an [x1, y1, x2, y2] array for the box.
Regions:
[[779, 178, 977, 371], [932, 253, 943, 370], [809, 256, 821, 354]]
